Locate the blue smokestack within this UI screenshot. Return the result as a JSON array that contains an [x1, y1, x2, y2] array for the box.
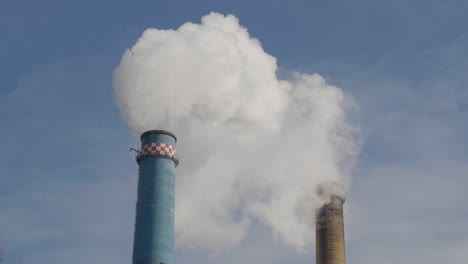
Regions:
[[132, 130, 178, 264]]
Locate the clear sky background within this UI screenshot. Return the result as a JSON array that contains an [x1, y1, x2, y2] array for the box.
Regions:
[[1, 0, 467, 263]]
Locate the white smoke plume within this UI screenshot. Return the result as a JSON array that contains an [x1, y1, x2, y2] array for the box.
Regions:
[[113, 12, 358, 251]]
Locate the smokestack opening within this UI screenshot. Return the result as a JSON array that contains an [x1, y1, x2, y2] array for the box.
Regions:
[[316, 182, 345, 202], [141, 130, 177, 142]]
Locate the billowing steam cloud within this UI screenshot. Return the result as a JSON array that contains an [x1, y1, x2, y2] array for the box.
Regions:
[[113, 13, 358, 251]]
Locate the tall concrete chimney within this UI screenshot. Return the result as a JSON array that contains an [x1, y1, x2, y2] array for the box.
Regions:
[[315, 183, 346, 264], [132, 130, 179, 264]]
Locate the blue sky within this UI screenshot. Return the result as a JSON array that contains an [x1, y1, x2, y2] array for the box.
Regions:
[[1, 0, 467, 263]]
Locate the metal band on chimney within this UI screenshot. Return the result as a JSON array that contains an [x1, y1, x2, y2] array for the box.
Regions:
[[137, 142, 179, 166]]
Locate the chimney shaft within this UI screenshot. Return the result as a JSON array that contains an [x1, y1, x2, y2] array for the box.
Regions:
[[316, 184, 346, 264], [132, 130, 178, 264]]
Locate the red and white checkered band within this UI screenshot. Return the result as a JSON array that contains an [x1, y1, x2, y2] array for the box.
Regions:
[[140, 142, 178, 162]]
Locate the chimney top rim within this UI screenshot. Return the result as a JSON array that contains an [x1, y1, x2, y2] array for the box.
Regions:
[[140, 130, 177, 142]]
